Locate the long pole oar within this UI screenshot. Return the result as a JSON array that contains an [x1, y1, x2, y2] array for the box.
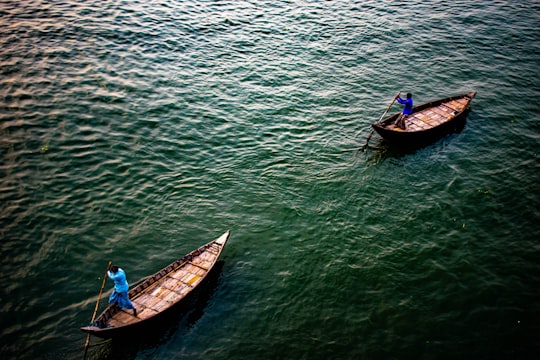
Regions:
[[362, 90, 401, 152], [377, 90, 401, 124], [83, 260, 112, 358]]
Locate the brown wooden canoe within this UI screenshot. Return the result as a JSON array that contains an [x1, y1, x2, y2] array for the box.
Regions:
[[81, 230, 230, 338], [372, 92, 476, 145]]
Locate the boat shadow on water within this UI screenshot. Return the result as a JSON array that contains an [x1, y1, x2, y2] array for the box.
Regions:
[[84, 261, 226, 360], [362, 115, 468, 164]]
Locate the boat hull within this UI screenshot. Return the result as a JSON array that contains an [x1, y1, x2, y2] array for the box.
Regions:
[[81, 231, 230, 338], [372, 92, 476, 146]]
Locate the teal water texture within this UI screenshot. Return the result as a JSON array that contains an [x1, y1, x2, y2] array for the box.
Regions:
[[1, 1, 539, 359]]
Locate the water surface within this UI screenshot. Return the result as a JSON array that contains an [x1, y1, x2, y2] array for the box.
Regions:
[[1, 1, 539, 359]]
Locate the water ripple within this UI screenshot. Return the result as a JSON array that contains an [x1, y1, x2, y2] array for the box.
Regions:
[[1, 0, 539, 359]]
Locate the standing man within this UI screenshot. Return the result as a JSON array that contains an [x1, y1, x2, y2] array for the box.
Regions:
[[395, 93, 413, 129], [108, 264, 137, 316]]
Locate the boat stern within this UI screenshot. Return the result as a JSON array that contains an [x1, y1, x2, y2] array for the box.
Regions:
[[80, 325, 101, 335]]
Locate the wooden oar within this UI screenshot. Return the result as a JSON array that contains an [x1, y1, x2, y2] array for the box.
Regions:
[[362, 91, 401, 152], [83, 260, 112, 358], [378, 91, 401, 124]]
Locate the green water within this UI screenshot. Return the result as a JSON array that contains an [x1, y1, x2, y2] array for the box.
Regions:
[[1, 1, 539, 359]]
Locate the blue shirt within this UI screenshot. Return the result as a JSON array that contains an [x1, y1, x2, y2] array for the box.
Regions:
[[397, 97, 413, 115], [108, 268, 129, 293]]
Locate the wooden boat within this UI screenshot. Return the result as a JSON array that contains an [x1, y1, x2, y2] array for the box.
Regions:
[[372, 92, 476, 145], [81, 230, 230, 338]]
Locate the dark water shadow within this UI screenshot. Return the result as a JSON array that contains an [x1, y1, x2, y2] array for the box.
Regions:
[[361, 117, 468, 165], [84, 261, 226, 360]]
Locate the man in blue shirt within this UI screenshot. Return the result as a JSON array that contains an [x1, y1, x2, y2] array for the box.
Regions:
[[107, 265, 137, 316], [395, 93, 413, 129]]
